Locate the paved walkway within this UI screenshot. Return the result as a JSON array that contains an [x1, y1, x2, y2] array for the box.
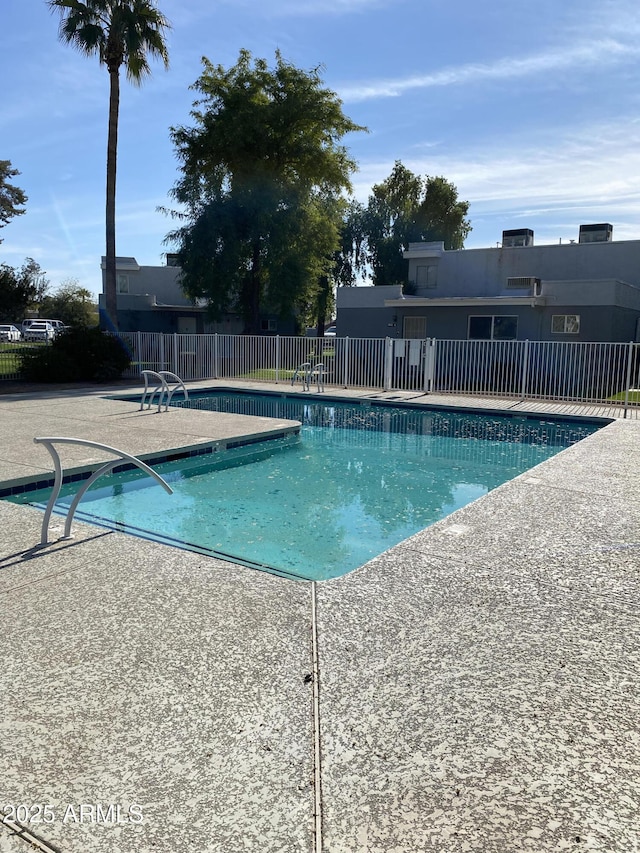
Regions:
[[1, 382, 638, 852]]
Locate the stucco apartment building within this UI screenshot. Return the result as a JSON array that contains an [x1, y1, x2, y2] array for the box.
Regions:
[[337, 224, 640, 343], [99, 255, 295, 335]]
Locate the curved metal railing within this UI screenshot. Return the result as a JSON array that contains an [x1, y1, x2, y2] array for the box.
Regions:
[[310, 363, 326, 393], [291, 362, 325, 392], [159, 370, 189, 407], [34, 437, 173, 545], [140, 370, 189, 412], [291, 362, 312, 391]]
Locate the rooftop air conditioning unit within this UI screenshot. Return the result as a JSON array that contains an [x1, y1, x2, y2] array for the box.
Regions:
[[502, 229, 534, 247], [506, 276, 540, 291], [578, 223, 613, 243]]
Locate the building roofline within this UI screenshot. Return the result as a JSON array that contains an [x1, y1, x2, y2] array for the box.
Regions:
[[385, 296, 546, 308], [403, 238, 640, 259]]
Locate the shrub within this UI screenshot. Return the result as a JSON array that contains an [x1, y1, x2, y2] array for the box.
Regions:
[[20, 327, 131, 383]]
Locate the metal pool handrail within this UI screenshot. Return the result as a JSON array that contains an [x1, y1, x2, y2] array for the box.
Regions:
[[140, 370, 189, 412], [310, 363, 326, 393], [291, 362, 312, 391], [34, 437, 173, 545], [290, 362, 326, 392], [158, 370, 189, 407], [140, 369, 168, 412]]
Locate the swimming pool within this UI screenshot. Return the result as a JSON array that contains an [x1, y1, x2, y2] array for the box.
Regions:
[[10, 392, 602, 580]]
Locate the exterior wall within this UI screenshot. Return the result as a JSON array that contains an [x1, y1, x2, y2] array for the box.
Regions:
[[101, 257, 298, 335], [119, 265, 193, 306], [406, 240, 640, 297], [334, 238, 640, 342], [337, 286, 403, 338], [101, 257, 197, 333], [394, 306, 542, 341], [115, 306, 204, 334], [392, 304, 640, 343]]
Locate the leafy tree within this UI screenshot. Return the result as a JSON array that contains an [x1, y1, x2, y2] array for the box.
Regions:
[[417, 175, 472, 249], [308, 199, 368, 336], [0, 160, 27, 240], [165, 50, 365, 334], [48, 0, 170, 330], [0, 259, 49, 323], [39, 279, 99, 327], [333, 199, 368, 288], [363, 161, 471, 286]]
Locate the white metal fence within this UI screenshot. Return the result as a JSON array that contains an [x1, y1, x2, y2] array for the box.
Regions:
[[2, 332, 639, 410], [112, 332, 640, 409], [0, 343, 39, 382]]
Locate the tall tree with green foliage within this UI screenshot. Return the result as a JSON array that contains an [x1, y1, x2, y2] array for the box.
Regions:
[[0, 160, 27, 240], [0, 259, 49, 322], [333, 199, 368, 288], [48, 0, 170, 330], [40, 279, 99, 327], [363, 161, 471, 286], [165, 50, 365, 334]]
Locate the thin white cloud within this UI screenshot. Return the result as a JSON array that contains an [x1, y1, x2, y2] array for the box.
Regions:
[[352, 117, 640, 244], [340, 38, 640, 102]]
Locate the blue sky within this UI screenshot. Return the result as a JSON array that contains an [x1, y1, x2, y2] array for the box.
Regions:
[[2, 0, 640, 297]]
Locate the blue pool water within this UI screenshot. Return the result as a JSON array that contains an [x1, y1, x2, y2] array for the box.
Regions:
[[11, 393, 601, 580]]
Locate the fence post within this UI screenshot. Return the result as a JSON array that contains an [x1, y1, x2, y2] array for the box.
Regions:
[[172, 333, 178, 375], [623, 340, 635, 418], [275, 335, 280, 384], [519, 340, 530, 401], [213, 334, 219, 379], [422, 338, 435, 393], [136, 331, 142, 372], [159, 333, 165, 372], [343, 337, 350, 388], [383, 338, 393, 391]]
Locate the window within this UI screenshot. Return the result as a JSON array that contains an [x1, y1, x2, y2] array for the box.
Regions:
[[117, 274, 129, 294], [551, 314, 580, 334], [261, 319, 277, 332], [415, 264, 438, 288], [468, 315, 518, 340], [403, 316, 427, 339]]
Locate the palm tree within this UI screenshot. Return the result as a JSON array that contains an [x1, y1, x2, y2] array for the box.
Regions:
[[48, 0, 170, 330]]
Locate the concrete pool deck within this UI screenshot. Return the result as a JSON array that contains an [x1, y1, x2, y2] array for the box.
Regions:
[[0, 382, 638, 852]]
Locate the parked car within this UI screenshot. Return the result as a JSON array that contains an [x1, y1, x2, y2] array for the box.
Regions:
[[24, 321, 55, 342], [0, 324, 22, 342], [22, 318, 67, 338], [324, 325, 337, 337], [48, 320, 68, 336]]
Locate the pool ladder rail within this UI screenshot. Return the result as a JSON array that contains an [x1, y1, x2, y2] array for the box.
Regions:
[[291, 362, 326, 393], [34, 437, 173, 546], [140, 370, 189, 412]]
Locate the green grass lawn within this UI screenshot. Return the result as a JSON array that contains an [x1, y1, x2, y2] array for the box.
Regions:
[[0, 342, 45, 378], [0, 344, 25, 377], [238, 368, 298, 381], [608, 389, 640, 404]]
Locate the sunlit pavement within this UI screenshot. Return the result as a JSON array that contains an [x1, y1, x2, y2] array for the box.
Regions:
[[1, 381, 638, 852]]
